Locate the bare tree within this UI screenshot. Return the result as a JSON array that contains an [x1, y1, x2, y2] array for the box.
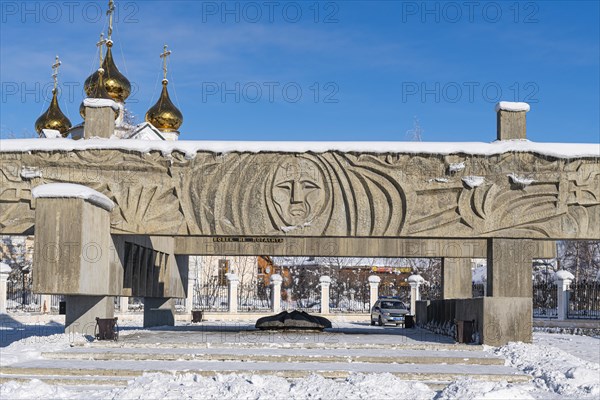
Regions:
[[558, 241, 600, 281]]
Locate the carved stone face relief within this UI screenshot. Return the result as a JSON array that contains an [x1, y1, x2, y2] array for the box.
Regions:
[[271, 157, 325, 227]]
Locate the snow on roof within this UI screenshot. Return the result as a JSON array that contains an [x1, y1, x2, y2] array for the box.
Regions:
[[31, 183, 115, 211], [0, 138, 598, 159], [495, 101, 531, 112]]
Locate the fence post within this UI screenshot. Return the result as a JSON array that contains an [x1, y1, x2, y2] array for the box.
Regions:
[[319, 276, 331, 314], [270, 274, 283, 313], [368, 275, 381, 309], [0, 263, 10, 313], [119, 297, 129, 313], [554, 270, 574, 320], [227, 274, 239, 313], [185, 276, 196, 313], [408, 274, 424, 317]]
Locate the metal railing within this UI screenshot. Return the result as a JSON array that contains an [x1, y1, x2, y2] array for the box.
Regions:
[[6, 279, 41, 312], [330, 283, 370, 313], [193, 282, 228, 311], [472, 283, 485, 297], [238, 283, 271, 312], [281, 286, 321, 312], [533, 282, 558, 318], [420, 284, 442, 300], [568, 281, 600, 320]]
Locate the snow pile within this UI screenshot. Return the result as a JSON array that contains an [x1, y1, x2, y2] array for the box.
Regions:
[[20, 166, 42, 179], [428, 177, 449, 183], [462, 176, 485, 188], [508, 173, 535, 187], [0, 331, 90, 366], [437, 378, 535, 400], [108, 372, 435, 399], [31, 183, 115, 211], [0, 372, 436, 399], [448, 162, 465, 173], [493, 341, 600, 398], [0, 379, 79, 400]]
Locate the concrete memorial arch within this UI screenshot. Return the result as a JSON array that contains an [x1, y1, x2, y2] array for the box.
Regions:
[[1, 103, 598, 345]]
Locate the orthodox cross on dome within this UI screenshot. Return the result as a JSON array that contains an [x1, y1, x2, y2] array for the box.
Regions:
[[160, 44, 172, 81], [107, 0, 115, 42], [51, 55, 61, 91], [96, 33, 107, 67]]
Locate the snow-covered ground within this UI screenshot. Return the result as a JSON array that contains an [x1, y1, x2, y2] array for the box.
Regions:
[[1, 320, 598, 399]]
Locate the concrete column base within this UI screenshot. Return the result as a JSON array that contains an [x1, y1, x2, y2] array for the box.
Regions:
[[143, 297, 175, 328], [65, 295, 115, 335]]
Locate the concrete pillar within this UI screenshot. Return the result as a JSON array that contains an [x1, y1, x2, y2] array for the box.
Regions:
[[496, 101, 529, 140], [554, 270, 574, 320], [83, 101, 117, 139], [0, 263, 10, 313], [441, 258, 472, 299], [368, 275, 381, 309], [41, 294, 52, 313], [185, 277, 196, 313], [32, 186, 118, 298], [227, 274, 239, 313], [270, 274, 283, 313], [319, 275, 331, 314], [119, 297, 129, 313], [408, 274, 424, 316], [65, 295, 115, 335], [486, 238, 533, 298], [143, 297, 175, 328]]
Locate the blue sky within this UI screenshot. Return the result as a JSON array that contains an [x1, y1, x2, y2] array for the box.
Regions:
[[1, 0, 599, 142]]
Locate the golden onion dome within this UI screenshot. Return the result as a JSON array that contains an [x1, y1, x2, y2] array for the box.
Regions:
[[35, 88, 72, 137], [79, 69, 119, 119], [145, 80, 183, 132], [83, 41, 131, 103]]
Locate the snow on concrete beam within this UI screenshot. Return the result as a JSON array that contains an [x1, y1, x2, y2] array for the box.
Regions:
[[1, 139, 598, 159], [31, 183, 115, 211]]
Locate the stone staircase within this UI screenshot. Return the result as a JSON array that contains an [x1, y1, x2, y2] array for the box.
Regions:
[[0, 336, 529, 392]]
